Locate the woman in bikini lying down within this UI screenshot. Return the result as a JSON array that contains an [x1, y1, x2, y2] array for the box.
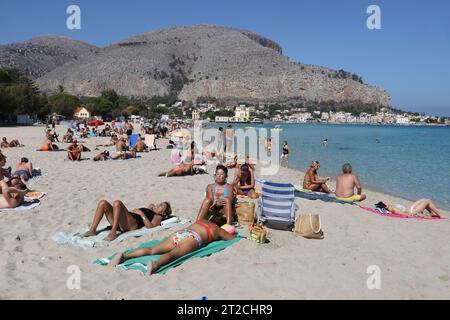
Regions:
[[377, 199, 446, 218], [82, 200, 172, 241], [108, 219, 237, 274]]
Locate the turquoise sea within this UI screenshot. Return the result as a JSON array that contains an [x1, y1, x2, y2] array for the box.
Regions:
[[206, 123, 450, 211]]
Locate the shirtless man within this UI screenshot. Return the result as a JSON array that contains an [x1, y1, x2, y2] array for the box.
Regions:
[[67, 139, 90, 161], [335, 163, 366, 202], [13, 157, 33, 182], [303, 160, 332, 193], [134, 136, 147, 152], [0, 180, 29, 209]]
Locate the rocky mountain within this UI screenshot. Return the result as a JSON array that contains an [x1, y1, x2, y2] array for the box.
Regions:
[[0, 35, 98, 79], [15, 25, 390, 108]]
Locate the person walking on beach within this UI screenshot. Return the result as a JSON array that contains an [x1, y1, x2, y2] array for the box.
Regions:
[[196, 165, 236, 225], [108, 219, 237, 274], [280, 140, 289, 165], [303, 160, 332, 193], [335, 163, 366, 202]]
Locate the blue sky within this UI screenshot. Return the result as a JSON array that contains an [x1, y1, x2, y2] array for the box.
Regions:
[[1, 0, 449, 116]]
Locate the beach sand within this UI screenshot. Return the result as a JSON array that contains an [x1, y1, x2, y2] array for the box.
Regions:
[[0, 125, 448, 300]]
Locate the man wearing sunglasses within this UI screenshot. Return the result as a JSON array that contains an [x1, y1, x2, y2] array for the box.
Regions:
[[303, 160, 332, 193]]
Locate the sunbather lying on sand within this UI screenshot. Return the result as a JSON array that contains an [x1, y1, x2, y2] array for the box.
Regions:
[[376, 199, 446, 218], [1, 137, 23, 148], [111, 150, 137, 160], [0, 180, 30, 209], [12, 157, 33, 182], [82, 200, 172, 241], [108, 219, 236, 274], [93, 151, 111, 161], [96, 135, 118, 147], [158, 161, 207, 177]]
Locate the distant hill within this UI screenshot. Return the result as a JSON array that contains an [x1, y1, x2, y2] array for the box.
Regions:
[[0, 35, 99, 79], [6, 25, 391, 108]]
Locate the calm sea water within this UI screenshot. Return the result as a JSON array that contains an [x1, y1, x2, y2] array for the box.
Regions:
[[206, 123, 450, 210]]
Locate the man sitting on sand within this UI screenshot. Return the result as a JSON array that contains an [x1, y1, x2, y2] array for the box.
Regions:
[[335, 163, 366, 202], [303, 160, 332, 193], [196, 165, 236, 226], [1, 137, 23, 148], [0, 180, 30, 209], [0, 152, 12, 181], [12, 157, 34, 182], [82, 200, 172, 241], [134, 136, 147, 152], [62, 129, 74, 143], [158, 161, 207, 177], [108, 219, 237, 274], [67, 139, 90, 161]]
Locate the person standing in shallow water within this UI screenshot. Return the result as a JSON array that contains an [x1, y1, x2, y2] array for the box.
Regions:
[[280, 140, 289, 165]]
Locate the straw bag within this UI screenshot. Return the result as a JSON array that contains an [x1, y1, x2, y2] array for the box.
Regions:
[[235, 202, 255, 225], [250, 224, 267, 244], [293, 213, 324, 239]]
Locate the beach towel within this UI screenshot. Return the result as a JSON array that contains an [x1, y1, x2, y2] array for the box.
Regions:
[[94, 235, 241, 274], [52, 217, 189, 249], [0, 199, 41, 212], [24, 191, 46, 201], [359, 205, 444, 220], [293, 185, 351, 204]]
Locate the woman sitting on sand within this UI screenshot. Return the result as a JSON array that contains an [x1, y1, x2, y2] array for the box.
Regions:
[[108, 219, 237, 274], [158, 161, 207, 177], [376, 199, 446, 218], [12, 157, 33, 182], [96, 134, 118, 147], [234, 164, 258, 199], [62, 129, 74, 143], [134, 136, 147, 152], [196, 165, 236, 226], [1, 137, 23, 148], [83, 200, 172, 241]]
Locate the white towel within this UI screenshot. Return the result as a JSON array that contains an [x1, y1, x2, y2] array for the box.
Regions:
[[0, 200, 41, 212]]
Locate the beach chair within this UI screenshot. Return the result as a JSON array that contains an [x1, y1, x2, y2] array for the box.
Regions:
[[145, 134, 157, 151], [256, 180, 298, 230]]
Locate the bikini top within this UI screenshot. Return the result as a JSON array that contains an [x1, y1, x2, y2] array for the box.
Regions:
[[212, 183, 228, 200], [195, 220, 216, 242]]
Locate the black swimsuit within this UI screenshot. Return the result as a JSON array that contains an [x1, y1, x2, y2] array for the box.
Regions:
[[130, 208, 155, 228], [283, 146, 289, 155]]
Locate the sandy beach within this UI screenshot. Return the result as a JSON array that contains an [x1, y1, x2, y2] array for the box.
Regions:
[[0, 124, 449, 300]]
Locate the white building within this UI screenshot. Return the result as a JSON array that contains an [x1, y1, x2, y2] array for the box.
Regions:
[[74, 107, 90, 119], [192, 110, 200, 121], [396, 116, 410, 125], [215, 116, 230, 123]]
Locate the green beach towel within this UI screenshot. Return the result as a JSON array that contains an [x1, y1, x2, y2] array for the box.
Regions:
[[94, 236, 241, 275]]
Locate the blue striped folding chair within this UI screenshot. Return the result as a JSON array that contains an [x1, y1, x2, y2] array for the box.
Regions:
[[257, 180, 298, 230]]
